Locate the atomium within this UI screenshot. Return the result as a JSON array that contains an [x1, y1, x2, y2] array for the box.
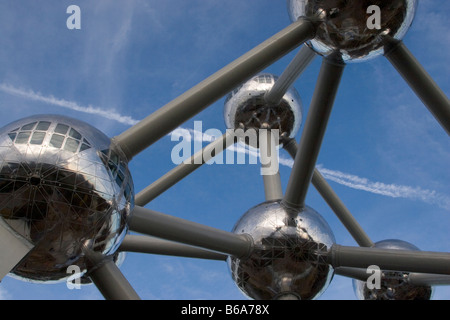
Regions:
[[288, 0, 418, 61], [353, 240, 434, 300], [228, 201, 335, 300], [0, 115, 133, 282], [224, 73, 302, 147], [0, 1, 449, 301]]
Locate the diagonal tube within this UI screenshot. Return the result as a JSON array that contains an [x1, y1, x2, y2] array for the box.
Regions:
[[113, 18, 317, 160], [312, 169, 374, 248], [384, 38, 450, 135], [328, 245, 450, 275], [135, 131, 235, 207], [119, 234, 227, 261], [128, 206, 254, 259], [265, 45, 316, 105], [311, 170, 374, 248], [87, 254, 141, 300], [283, 138, 374, 247], [282, 54, 345, 211]]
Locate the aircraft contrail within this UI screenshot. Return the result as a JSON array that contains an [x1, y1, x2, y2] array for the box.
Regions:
[[0, 83, 140, 126], [181, 129, 450, 211], [2, 83, 448, 210], [279, 157, 450, 211], [316, 166, 450, 211]]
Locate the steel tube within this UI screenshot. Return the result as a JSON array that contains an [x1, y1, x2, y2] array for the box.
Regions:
[[88, 257, 140, 300], [328, 245, 450, 275], [260, 130, 283, 201], [135, 131, 235, 207], [312, 170, 374, 247], [408, 273, 450, 287], [283, 138, 374, 247], [334, 267, 370, 282], [282, 55, 345, 210], [262, 172, 283, 201], [265, 45, 316, 105], [119, 235, 227, 261], [384, 39, 450, 135], [282, 137, 299, 160], [113, 18, 317, 160], [129, 206, 254, 259]]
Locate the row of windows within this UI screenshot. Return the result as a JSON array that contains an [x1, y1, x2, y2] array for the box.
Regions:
[[254, 74, 275, 84], [5, 122, 133, 201], [225, 75, 278, 104], [8, 121, 91, 153]]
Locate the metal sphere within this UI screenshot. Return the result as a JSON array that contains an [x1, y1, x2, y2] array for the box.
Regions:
[[224, 73, 302, 147], [228, 200, 335, 300], [353, 239, 434, 300], [287, 0, 418, 62], [0, 115, 134, 283]]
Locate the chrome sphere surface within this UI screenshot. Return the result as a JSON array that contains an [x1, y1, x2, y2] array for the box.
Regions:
[[228, 200, 335, 300], [0, 115, 134, 282], [353, 239, 434, 300], [288, 0, 418, 61], [224, 73, 302, 147]]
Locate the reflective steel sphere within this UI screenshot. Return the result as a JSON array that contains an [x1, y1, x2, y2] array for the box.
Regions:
[[0, 115, 134, 283], [288, 0, 418, 61], [353, 239, 434, 300], [228, 200, 335, 300], [224, 73, 302, 147]]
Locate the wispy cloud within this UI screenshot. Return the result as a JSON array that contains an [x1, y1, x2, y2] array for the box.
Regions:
[[177, 128, 450, 210], [316, 166, 450, 211], [0, 287, 11, 300], [2, 84, 447, 211], [0, 83, 140, 126]]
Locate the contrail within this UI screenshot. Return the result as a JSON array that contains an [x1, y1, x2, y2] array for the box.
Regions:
[[316, 166, 450, 211], [177, 128, 450, 211], [0, 83, 140, 126], [2, 84, 447, 211]]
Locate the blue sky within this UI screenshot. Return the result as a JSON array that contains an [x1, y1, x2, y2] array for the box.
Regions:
[[0, 0, 449, 300]]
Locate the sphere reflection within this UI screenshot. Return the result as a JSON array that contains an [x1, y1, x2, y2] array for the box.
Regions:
[[287, 0, 418, 61], [353, 239, 434, 300], [228, 200, 335, 300], [224, 73, 302, 147], [0, 115, 134, 283]]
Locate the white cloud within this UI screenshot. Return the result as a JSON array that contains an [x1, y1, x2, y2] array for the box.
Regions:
[[0, 287, 11, 300]]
